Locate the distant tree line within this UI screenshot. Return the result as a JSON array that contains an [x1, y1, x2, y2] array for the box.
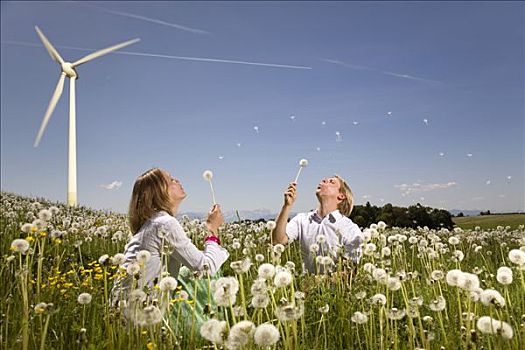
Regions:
[[348, 202, 455, 230]]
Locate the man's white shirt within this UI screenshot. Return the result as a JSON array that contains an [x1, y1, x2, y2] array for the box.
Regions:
[[286, 209, 363, 273]]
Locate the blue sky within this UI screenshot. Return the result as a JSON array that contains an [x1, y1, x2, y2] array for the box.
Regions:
[[1, 1, 523, 215]]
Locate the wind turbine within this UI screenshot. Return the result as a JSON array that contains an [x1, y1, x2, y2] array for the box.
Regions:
[[33, 26, 139, 206]]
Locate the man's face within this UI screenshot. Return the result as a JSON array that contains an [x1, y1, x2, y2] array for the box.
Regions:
[[316, 177, 344, 202]]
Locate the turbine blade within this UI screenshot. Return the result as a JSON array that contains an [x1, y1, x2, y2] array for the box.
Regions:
[[34, 73, 66, 147], [72, 38, 140, 67], [34, 26, 64, 64]]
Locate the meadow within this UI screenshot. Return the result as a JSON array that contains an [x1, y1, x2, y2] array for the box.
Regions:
[[1, 191, 524, 349], [453, 214, 525, 231]]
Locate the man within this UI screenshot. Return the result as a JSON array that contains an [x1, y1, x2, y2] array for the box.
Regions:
[[271, 175, 363, 273]]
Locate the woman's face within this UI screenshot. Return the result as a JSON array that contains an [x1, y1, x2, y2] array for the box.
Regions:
[[163, 171, 187, 202]]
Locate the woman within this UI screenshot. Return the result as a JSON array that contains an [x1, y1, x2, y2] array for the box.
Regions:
[[111, 167, 229, 315]]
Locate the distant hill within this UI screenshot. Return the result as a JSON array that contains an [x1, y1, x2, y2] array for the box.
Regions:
[[448, 209, 484, 217]]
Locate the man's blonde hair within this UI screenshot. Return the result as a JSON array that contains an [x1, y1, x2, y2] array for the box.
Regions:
[[129, 168, 176, 234], [335, 174, 354, 217]]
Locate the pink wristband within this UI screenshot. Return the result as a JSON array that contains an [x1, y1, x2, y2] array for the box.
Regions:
[[204, 235, 221, 245]]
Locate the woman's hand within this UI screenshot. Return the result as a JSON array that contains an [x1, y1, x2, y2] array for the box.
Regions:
[[206, 204, 224, 234]]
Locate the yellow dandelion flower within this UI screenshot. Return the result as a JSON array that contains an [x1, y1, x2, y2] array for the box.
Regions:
[[31, 226, 38, 232], [39, 232, 47, 237], [146, 342, 155, 350], [53, 238, 62, 245], [141, 330, 148, 335], [94, 274, 103, 280]]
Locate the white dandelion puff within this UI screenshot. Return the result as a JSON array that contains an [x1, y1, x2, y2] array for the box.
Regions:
[[258, 263, 276, 280], [200, 318, 227, 344], [266, 220, 277, 231], [274, 270, 293, 288], [202, 170, 217, 205], [496, 266, 513, 285], [508, 249, 525, 265], [136, 250, 151, 264], [294, 158, 308, 183], [351, 311, 369, 324], [10, 239, 30, 254], [253, 323, 280, 347], [479, 289, 505, 307], [111, 253, 126, 266], [159, 276, 178, 292], [77, 292, 92, 305], [429, 296, 446, 311]]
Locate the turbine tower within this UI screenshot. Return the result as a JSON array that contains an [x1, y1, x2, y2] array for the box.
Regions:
[[33, 26, 139, 206]]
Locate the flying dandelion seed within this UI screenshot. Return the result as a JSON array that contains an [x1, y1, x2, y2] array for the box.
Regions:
[[439, 152, 445, 157], [316, 147, 321, 151], [218, 155, 224, 160], [467, 153, 473, 157], [506, 175, 512, 182], [423, 119, 429, 125], [236, 142, 242, 147], [486, 180, 491, 185], [253, 126, 259, 134], [353, 121, 359, 125], [387, 111, 392, 116], [321, 121, 326, 126], [290, 115, 296, 121], [335, 131, 342, 142]]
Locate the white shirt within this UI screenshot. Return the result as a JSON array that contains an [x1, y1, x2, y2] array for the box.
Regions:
[[286, 209, 363, 273], [111, 211, 229, 301]]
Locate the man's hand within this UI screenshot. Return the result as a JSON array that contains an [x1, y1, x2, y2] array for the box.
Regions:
[[206, 204, 224, 234], [284, 182, 297, 207]]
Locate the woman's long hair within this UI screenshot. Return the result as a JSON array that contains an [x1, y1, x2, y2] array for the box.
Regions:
[[128, 168, 175, 234]]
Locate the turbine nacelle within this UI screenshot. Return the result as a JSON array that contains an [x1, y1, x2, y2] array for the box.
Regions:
[[61, 62, 78, 78]]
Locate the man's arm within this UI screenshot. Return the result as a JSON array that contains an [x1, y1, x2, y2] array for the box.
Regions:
[[271, 182, 297, 245]]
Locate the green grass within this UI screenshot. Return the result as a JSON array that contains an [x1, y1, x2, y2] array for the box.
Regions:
[[453, 213, 525, 230]]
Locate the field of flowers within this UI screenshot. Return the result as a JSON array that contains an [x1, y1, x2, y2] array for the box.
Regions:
[[1, 191, 524, 349]]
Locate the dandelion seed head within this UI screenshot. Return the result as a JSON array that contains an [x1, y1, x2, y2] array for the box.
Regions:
[[111, 253, 126, 266], [508, 249, 525, 265], [429, 296, 446, 311], [77, 292, 92, 305], [136, 250, 151, 264], [202, 170, 213, 181], [264, 220, 277, 231], [273, 244, 285, 254], [159, 276, 178, 292], [480, 289, 505, 307], [496, 266, 513, 285], [318, 304, 330, 314], [351, 311, 369, 324], [123, 256, 140, 274], [253, 323, 280, 347], [200, 319, 227, 344], [274, 270, 293, 288], [10, 238, 30, 254]]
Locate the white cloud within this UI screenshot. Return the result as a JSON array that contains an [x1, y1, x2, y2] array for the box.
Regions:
[[99, 181, 123, 190], [395, 181, 457, 196]]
